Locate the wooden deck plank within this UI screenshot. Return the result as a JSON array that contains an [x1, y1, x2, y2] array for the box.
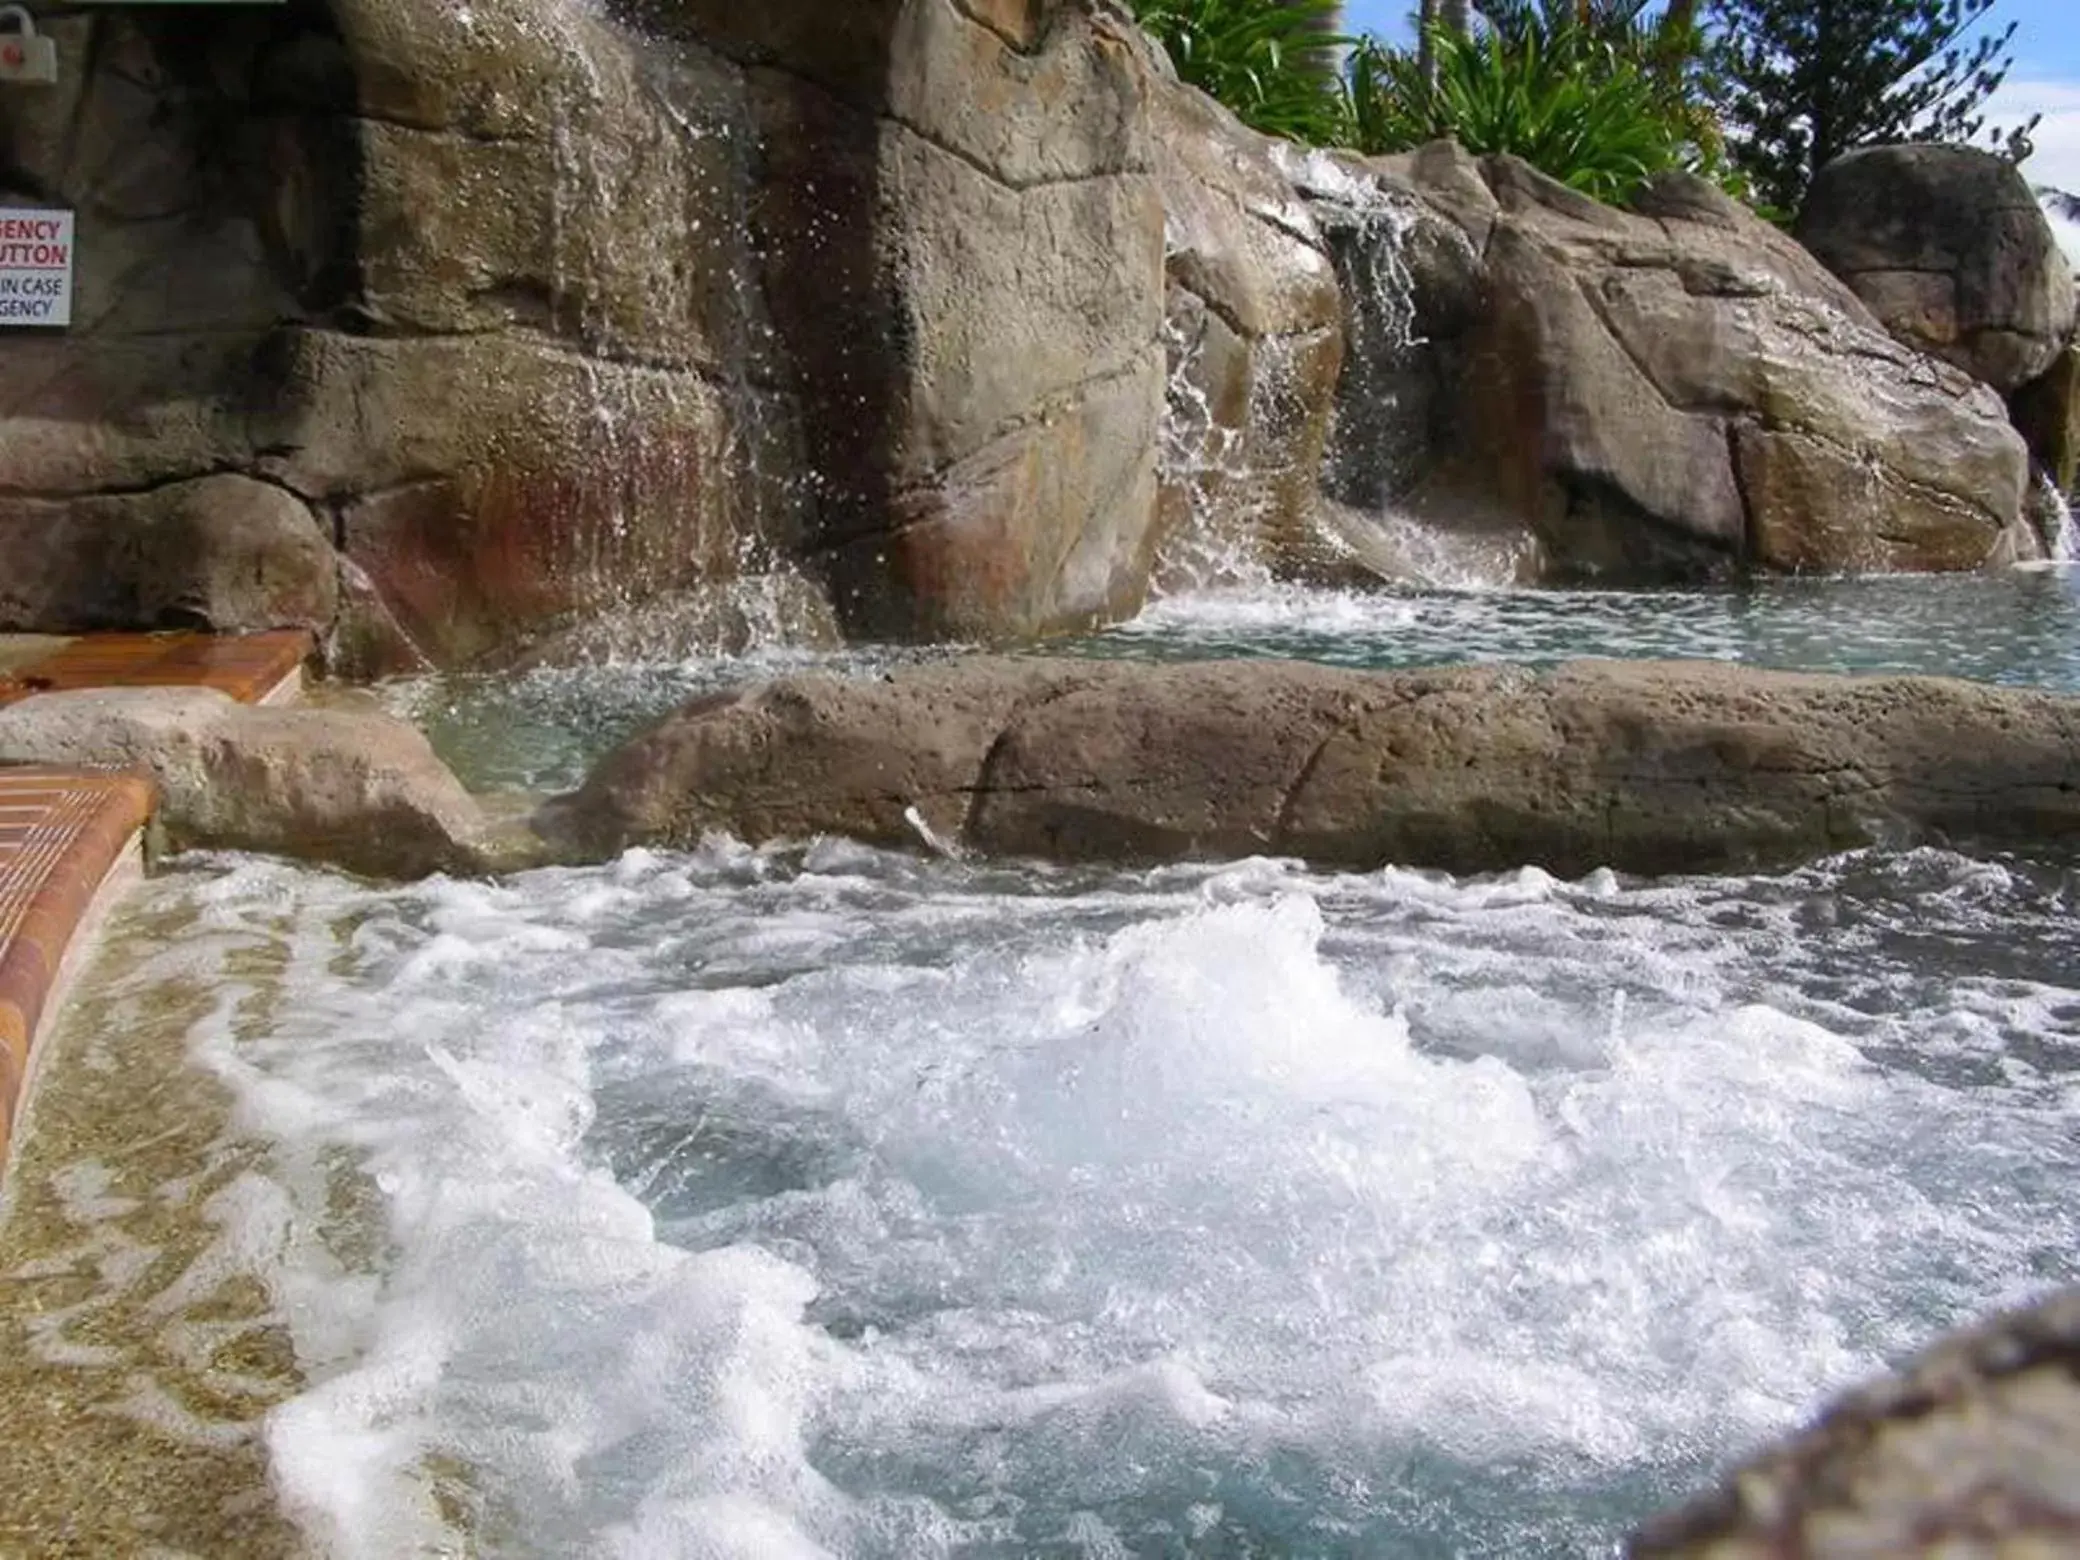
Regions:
[[0, 629, 313, 709], [0, 630, 309, 1176], [0, 769, 155, 1174]]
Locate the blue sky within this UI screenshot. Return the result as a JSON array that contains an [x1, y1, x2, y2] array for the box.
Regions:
[[1338, 0, 2080, 250], [1341, 0, 2080, 76]]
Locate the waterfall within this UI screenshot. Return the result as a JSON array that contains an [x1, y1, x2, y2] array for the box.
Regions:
[[1151, 147, 1434, 598], [2045, 477, 2079, 563], [1151, 294, 1273, 591], [1281, 148, 1537, 590], [1282, 148, 1425, 513], [521, 0, 826, 660], [1284, 148, 1422, 375]]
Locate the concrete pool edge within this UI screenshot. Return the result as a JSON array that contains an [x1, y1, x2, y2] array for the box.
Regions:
[[0, 769, 156, 1181]]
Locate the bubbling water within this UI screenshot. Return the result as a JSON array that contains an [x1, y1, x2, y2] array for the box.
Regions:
[[144, 841, 2080, 1557]]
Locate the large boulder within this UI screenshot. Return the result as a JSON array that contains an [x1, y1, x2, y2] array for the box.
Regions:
[[1797, 143, 2078, 394], [659, 0, 1168, 642], [1147, 70, 1344, 584], [0, 687, 487, 878], [0, 0, 1176, 662], [544, 655, 2080, 877], [0, 3, 810, 668], [0, 474, 337, 634], [1301, 148, 2033, 580], [1631, 1286, 2080, 1557]]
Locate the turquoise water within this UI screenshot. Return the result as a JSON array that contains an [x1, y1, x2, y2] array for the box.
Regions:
[[189, 572, 2078, 1556], [392, 571, 2080, 796], [156, 840, 2080, 1558], [1080, 572, 2080, 687]]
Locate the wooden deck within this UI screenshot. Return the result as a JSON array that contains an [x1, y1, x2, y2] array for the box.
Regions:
[[0, 629, 315, 1176], [0, 629, 313, 710], [0, 770, 155, 1171]]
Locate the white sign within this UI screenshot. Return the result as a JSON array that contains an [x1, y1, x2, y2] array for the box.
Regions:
[[0, 207, 71, 328]]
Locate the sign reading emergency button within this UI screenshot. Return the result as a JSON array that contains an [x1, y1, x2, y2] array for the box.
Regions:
[[0, 208, 74, 326]]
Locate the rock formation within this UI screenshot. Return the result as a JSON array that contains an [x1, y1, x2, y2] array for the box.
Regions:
[[0, 686, 488, 878], [0, 0, 1170, 663], [1631, 1285, 2080, 1557], [1797, 144, 2077, 396], [0, 8, 2060, 666], [1303, 146, 2036, 580], [1148, 68, 1344, 583], [653, 0, 1169, 643], [0, 1, 809, 669], [543, 656, 2080, 877], [1796, 144, 2080, 513]]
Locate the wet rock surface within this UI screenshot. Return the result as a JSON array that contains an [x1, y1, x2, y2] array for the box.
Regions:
[[1630, 1286, 2080, 1558], [642, 0, 1168, 643], [546, 655, 2080, 876], [0, 0, 1167, 660], [1305, 149, 2033, 580], [0, 2, 808, 665]]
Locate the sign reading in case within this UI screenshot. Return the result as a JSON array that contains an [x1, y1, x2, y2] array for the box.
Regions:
[[0, 208, 72, 327]]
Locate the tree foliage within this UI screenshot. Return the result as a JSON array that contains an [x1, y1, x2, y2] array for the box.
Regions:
[[1347, 0, 1732, 207], [1704, 0, 2028, 218], [1127, 0, 1352, 145], [1125, 0, 2033, 224]]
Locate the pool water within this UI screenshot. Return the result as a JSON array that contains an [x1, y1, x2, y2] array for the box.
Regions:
[[143, 840, 2080, 1558], [391, 571, 2080, 795], [14, 572, 2080, 1558]]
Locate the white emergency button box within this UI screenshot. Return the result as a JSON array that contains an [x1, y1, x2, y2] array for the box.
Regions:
[[0, 9, 56, 86]]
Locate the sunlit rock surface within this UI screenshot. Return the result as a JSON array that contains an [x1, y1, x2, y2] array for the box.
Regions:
[[546, 655, 2080, 876], [1798, 144, 2078, 396], [629, 0, 1168, 643], [0, 686, 488, 878], [1301, 147, 2034, 580]]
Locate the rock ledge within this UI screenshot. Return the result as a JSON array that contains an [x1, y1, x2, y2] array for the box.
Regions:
[[546, 656, 2080, 876]]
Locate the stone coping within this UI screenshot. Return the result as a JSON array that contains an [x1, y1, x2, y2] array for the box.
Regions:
[[0, 768, 156, 1177], [0, 629, 313, 710]]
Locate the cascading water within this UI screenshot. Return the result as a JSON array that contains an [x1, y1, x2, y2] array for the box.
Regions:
[[1277, 149, 1537, 593], [1284, 146, 1422, 510], [1149, 292, 1272, 592], [2042, 473, 2079, 563], [532, 0, 826, 650]]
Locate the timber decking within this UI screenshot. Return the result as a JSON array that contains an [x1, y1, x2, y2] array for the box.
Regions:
[[0, 629, 314, 1177], [0, 769, 154, 1172], [0, 628, 313, 709]]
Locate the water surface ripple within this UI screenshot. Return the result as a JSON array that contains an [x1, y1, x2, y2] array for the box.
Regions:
[[151, 840, 2080, 1558]]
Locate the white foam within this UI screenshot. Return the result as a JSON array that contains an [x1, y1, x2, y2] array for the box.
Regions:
[[128, 843, 2080, 1555]]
